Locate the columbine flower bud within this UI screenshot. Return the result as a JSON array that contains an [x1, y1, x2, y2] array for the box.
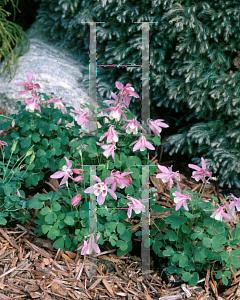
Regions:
[[96, 233, 100, 241], [71, 194, 82, 206], [11, 140, 18, 152], [30, 153, 35, 164], [78, 149, 82, 157], [26, 148, 33, 157], [57, 118, 61, 124]]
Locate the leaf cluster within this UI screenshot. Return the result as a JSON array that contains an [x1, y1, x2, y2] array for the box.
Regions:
[[0, 95, 80, 188], [148, 189, 240, 286], [0, 157, 29, 225]]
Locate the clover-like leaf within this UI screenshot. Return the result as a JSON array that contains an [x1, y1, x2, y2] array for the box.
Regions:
[[32, 133, 41, 143], [119, 230, 131, 242], [117, 222, 126, 235], [181, 272, 199, 286], [40, 206, 51, 215], [212, 235, 226, 252], [3, 183, 13, 196], [0, 217, 7, 225], [162, 246, 174, 257], [165, 214, 187, 229], [164, 230, 178, 241], [215, 270, 231, 285], [193, 247, 208, 263], [53, 237, 64, 250], [64, 216, 75, 226], [109, 233, 118, 246], [45, 211, 57, 224], [152, 240, 163, 255], [20, 136, 31, 149], [179, 254, 189, 268], [116, 239, 128, 251], [52, 202, 61, 212]]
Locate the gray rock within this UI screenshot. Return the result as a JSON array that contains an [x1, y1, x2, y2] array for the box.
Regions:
[[0, 21, 101, 121]]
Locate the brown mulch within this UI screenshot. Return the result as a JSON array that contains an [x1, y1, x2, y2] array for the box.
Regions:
[[1, 107, 240, 299]]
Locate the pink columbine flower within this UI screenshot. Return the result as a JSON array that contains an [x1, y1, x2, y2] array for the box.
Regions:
[[71, 194, 82, 206], [147, 118, 169, 136], [0, 140, 8, 150], [77, 233, 101, 255], [120, 117, 147, 135], [156, 165, 180, 189], [25, 95, 41, 113], [126, 194, 146, 218], [84, 175, 117, 206], [129, 133, 155, 152], [115, 81, 140, 107], [228, 194, 240, 217], [70, 110, 90, 130], [15, 71, 41, 97], [99, 125, 122, 144], [210, 204, 232, 222], [46, 95, 69, 114], [110, 170, 133, 192], [50, 157, 84, 185], [172, 191, 192, 211], [188, 157, 212, 183], [96, 141, 117, 162], [102, 103, 128, 122]]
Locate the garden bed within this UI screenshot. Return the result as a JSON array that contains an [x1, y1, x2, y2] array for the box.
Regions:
[[0, 147, 240, 299]]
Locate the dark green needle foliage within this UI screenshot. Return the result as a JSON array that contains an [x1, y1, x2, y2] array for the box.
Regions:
[[0, 0, 30, 81], [29, 0, 240, 188]]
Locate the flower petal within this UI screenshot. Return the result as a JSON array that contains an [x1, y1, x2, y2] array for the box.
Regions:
[[107, 188, 117, 200], [50, 171, 65, 179], [27, 71, 33, 82], [115, 81, 124, 90], [91, 175, 102, 183], [97, 194, 105, 206], [64, 157, 72, 169]]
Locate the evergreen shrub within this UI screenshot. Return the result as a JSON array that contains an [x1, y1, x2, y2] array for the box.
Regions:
[[30, 0, 240, 188], [0, 0, 30, 80]]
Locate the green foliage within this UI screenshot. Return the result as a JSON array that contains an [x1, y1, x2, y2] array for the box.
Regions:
[[33, 0, 240, 188], [149, 180, 239, 287], [0, 96, 80, 188], [28, 157, 157, 254], [0, 75, 159, 255], [0, 0, 30, 81], [0, 150, 31, 224]]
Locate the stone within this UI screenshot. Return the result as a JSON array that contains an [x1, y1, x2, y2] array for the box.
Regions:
[[0, 21, 101, 120]]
